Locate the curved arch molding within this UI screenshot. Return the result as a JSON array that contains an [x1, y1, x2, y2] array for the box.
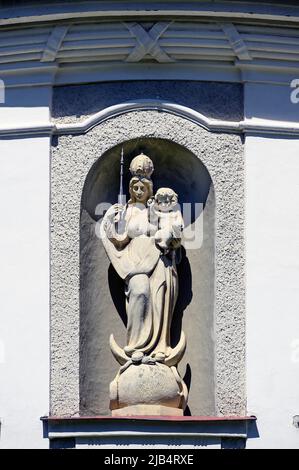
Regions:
[[1, 100, 299, 137]]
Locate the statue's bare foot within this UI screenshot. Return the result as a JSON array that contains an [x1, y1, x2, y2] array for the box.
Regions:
[[154, 352, 166, 363]]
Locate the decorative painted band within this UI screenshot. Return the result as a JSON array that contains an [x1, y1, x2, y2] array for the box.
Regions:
[[48, 431, 248, 439], [41, 415, 256, 422], [42, 415, 256, 441]]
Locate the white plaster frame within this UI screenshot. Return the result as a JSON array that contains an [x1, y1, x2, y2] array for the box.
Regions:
[[50, 109, 245, 417]]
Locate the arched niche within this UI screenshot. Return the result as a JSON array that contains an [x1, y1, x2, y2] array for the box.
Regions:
[[80, 137, 215, 416]]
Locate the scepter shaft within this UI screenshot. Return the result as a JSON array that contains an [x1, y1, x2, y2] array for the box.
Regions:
[[118, 147, 126, 207]]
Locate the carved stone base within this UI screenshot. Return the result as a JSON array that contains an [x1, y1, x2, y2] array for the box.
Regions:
[[112, 404, 184, 416], [110, 361, 188, 415]]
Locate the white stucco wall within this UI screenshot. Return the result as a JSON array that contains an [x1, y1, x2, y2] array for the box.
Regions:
[[0, 86, 51, 448], [245, 83, 299, 448], [0, 76, 298, 448]]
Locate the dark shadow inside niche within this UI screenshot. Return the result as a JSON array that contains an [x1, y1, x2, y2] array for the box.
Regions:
[[81, 138, 211, 226], [80, 137, 215, 416]]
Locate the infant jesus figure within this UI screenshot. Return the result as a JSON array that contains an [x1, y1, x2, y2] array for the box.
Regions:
[[148, 187, 184, 254]]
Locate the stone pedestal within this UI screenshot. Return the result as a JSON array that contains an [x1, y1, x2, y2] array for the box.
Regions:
[[110, 362, 188, 415], [112, 404, 183, 416]]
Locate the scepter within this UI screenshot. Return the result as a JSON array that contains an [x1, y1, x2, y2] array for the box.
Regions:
[[116, 147, 126, 231], [118, 147, 125, 207]]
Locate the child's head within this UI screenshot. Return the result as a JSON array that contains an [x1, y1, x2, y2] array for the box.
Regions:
[[154, 187, 178, 212]]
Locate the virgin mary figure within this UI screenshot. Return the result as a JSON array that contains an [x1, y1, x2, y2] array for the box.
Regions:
[[100, 153, 186, 366]]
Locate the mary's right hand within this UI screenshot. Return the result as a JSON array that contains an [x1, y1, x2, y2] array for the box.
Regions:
[[106, 203, 124, 221], [113, 203, 125, 214]]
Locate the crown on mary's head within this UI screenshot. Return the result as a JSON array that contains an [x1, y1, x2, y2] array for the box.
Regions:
[[129, 152, 154, 179]]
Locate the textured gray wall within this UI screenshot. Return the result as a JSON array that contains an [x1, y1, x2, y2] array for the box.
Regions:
[[51, 81, 245, 417], [52, 81, 243, 124]]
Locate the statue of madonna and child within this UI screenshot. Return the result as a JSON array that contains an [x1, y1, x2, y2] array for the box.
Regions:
[[100, 152, 188, 415]]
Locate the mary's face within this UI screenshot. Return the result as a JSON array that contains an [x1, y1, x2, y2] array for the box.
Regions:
[[131, 181, 149, 204]]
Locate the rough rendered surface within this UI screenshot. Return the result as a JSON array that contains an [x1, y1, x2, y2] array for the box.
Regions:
[[52, 81, 243, 124]]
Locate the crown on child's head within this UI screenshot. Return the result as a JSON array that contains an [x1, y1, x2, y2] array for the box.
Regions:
[[129, 153, 154, 179]]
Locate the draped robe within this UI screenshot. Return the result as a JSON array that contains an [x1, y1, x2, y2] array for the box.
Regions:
[[100, 203, 179, 357]]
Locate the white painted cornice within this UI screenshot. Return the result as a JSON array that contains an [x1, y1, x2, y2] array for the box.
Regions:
[[47, 430, 247, 439], [1, 100, 299, 137], [0, 4, 298, 87], [2, 2, 299, 27], [0, 18, 299, 87], [0, 122, 55, 137]]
